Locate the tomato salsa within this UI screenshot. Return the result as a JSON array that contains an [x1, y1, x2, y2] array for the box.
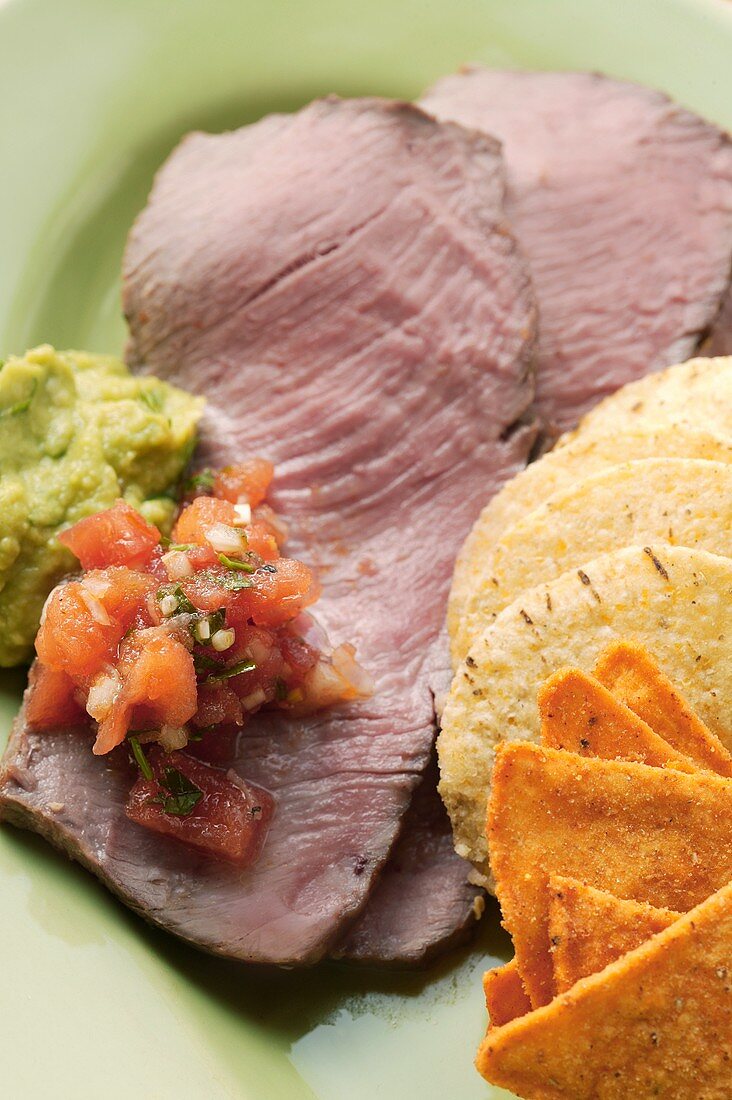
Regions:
[[29, 460, 372, 864]]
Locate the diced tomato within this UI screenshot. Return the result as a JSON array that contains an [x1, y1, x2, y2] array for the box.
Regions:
[[280, 631, 319, 680], [93, 567, 157, 623], [186, 725, 240, 766], [213, 459, 273, 507], [94, 628, 197, 755], [227, 628, 283, 705], [125, 749, 274, 863], [25, 665, 85, 729], [35, 569, 155, 680], [173, 496, 238, 546], [243, 521, 279, 562], [59, 501, 160, 570], [248, 559, 318, 627], [184, 544, 219, 572], [193, 682, 244, 730], [252, 504, 288, 548], [178, 569, 231, 615]]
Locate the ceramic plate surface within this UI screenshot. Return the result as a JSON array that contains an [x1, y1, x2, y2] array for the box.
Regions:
[[2, 1, 732, 1096]]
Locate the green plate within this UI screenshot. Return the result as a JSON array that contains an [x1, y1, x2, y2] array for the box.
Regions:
[[2, 0, 732, 1096]]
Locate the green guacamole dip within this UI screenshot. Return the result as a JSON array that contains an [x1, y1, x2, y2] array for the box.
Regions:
[[0, 345, 204, 666]]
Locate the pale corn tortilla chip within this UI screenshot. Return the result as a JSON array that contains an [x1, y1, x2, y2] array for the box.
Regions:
[[539, 667, 697, 771], [439, 545, 732, 880], [567, 354, 732, 446], [453, 456, 732, 661], [477, 877, 732, 1100], [595, 640, 732, 777], [448, 422, 732, 662], [487, 741, 732, 1007], [483, 960, 531, 1027], [548, 876, 679, 995]]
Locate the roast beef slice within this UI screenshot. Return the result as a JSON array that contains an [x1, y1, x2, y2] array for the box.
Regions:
[[1, 97, 536, 965]]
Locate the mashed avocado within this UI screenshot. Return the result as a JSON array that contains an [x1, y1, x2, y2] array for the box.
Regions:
[[0, 345, 204, 666]]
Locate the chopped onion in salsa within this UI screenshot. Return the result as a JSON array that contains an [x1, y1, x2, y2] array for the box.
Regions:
[[30, 460, 372, 864]]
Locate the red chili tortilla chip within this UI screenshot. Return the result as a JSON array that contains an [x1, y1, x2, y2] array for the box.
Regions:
[[594, 640, 732, 777], [483, 959, 532, 1027], [548, 875, 679, 994], [488, 742, 732, 1007], [538, 668, 697, 771], [477, 878, 732, 1099]]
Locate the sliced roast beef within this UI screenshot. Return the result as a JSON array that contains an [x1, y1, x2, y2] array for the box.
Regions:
[[0, 97, 536, 964], [333, 754, 482, 965], [421, 68, 732, 434]]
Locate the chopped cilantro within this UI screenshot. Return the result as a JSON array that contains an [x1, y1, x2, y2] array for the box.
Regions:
[[129, 736, 154, 781], [206, 658, 256, 683], [154, 767, 203, 816], [274, 677, 288, 701], [139, 388, 164, 412], [193, 651, 219, 673], [1, 378, 37, 418], [184, 468, 216, 493], [207, 608, 226, 634], [217, 553, 256, 573], [190, 607, 227, 645], [209, 571, 254, 592], [157, 582, 197, 615]]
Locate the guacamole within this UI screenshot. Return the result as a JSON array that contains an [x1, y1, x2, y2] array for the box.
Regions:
[[0, 345, 204, 666]]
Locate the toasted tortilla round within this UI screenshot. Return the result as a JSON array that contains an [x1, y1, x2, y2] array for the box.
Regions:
[[566, 354, 732, 444], [454, 457, 732, 660], [439, 544, 732, 882], [448, 421, 732, 663]]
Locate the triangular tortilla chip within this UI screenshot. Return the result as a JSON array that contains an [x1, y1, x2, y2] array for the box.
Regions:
[[538, 668, 697, 771], [595, 640, 732, 777], [488, 742, 732, 1007], [482, 960, 531, 1027], [477, 878, 732, 1099], [548, 876, 679, 994]]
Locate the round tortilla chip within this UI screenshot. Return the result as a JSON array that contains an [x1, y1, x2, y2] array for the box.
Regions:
[[454, 457, 732, 659], [565, 354, 732, 445], [439, 544, 732, 884], [448, 422, 732, 664]]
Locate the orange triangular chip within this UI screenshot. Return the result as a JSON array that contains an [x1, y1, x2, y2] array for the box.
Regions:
[[477, 878, 732, 1098], [595, 640, 732, 776], [538, 668, 696, 771], [488, 742, 732, 1006], [482, 959, 531, 1027], [548, 875, 679, 994]]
